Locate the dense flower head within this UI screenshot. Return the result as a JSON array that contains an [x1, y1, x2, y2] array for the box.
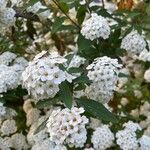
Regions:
[[116, 129, 139, 150], [0, 102, 6, 116], [123, 121, 142, 132], [22, 51, 75, 101], [139, 135, 150, 150], [81, 13, 111, 40], [31, 139, 67, 150], [0, 51, 28, 93], [144, 69, 150, 83], [86, 56, 122, 103], [91, 125, 114, 150], [46, 107, 89, 148], [121, 30, 146, 54]]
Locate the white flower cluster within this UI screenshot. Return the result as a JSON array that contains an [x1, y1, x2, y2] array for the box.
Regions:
[[81, 13, 111, 40], [0, 102, 6, 116], [0, 51, 28, 93], [32, 139, 67, 150], [86, 56, 122, 103], [116, 121, 142, 150], [139, 135, 150, 150], [121, 30, 146, 54], [27, 1, 51, 20], [68, 55, 86, 68], [47, 107, 89, 148], [22, 51, 75, 101], [0, 0, 16, 30], [139, 49, 150, 62], [91, 125, 114, 150], [144, 69, 150, 83]]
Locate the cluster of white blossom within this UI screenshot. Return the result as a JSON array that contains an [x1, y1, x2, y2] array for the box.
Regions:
[[86, 56, 122, 103], [139, 49, 150, 62], [0, 51, 28, 93], [0, 0, 17, 31], [22, 51, 75, 101], [47, 107, 89, 148], [121, 30, 146, 54], [91, 125, 114, 150], [0, 105, 29, 150], [0, 102, 6, 116], [27, 1, 51, 21], [68, 54, 86, 68], [139, 135, 150, 150], [144, 68, 150, 83], [81, 13, 111, 40], [116, 121, 142, 150]]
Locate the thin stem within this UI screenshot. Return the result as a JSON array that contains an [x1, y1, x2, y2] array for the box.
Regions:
[[85, 0, 91, 14], [101, 0, 105, 9], [52, 0, 81, 30]]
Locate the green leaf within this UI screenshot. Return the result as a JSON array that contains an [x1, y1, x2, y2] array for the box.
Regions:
[[25, 0, 39, 9], [36, 96, 59, 109], [59, 2, 69, 13], [146, 4, 150, 16], [59, 81, 73, 109], [34, 119, 48, 134], [77, 5, 86, 25], [68, 67, 83, 73], [52, 17, 66, 33], [73, 74, 91, 84], [77, 98, 118, 123]]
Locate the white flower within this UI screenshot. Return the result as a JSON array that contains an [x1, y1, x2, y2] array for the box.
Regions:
[[138, 49, 150, 62], [86, 56, 122, 103], [47, 107, 89, 148], [0, 137, 12, 150], [68, 55, 86, 68], [11, 133, 29, 150], [1, 119, 17, 136], [0, 102, 6, 116], [91, 125, 114, 150], [116, 129, 139, 150], [139, 135, 150, 150], [31, 139, 67, 150], [81, 13, 111, 40], [123, 121, 142, 132], [144, 69, 150, 83], [121, 30, 146, 54], [0, 8, 16, 27], [22, 51, 75, 101], [0, 51, 17, 65]]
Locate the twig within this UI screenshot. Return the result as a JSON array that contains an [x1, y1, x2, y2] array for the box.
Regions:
[[52, 0, 81, 30], [101, 0, 105, 9]]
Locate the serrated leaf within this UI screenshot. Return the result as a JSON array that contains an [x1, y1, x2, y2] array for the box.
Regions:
[[77, 98, 118, 123], [59, 81, 73, 109], [52, 17, 66, 33], [34, 119, 48, 134], [36, 96, 59, 109], [77, 5, 86, 25], [68, 67, 83, 73], [25, 0, 39, 9], [73, 74, 91, 84]]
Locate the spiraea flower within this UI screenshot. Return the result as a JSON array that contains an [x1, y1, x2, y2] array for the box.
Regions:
[[86, 56, 122, 103], [81, 13, 111, 40], [91, 125, 114, 150], [139, 135, 150, 150], [121, 30, 146, 54], [144, 69, 150, 83], [22, 51, 75, 101], [46, 107, 89, 148], [31, 139, 67, 150], [123, 121, 142, 132], [0, 102, 6, 116], [116, 129, 139, 150]]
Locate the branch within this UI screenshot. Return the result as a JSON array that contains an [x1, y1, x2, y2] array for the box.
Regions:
[[52, 0, 81, 30], [101, 0, 105, 9]]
